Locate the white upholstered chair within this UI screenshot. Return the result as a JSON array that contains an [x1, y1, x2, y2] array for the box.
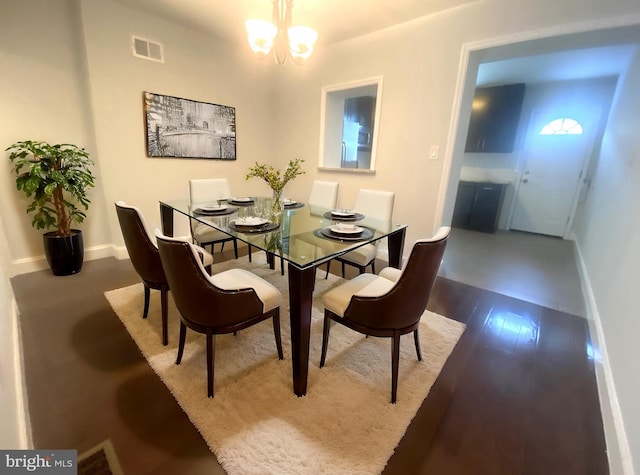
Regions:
[[188, 178, 238, 258], [328, 188, 395, 277], [308, 180, 339, 209], [320, 227, 450, 403]]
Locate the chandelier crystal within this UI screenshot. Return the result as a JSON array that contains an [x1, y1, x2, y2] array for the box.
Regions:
[[246, 0, 318, 65]]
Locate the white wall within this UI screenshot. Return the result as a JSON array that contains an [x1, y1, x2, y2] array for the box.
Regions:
[[80, 0, 278, 244], [0, 0, 111, 275], [2, 0, 640, 470], [0, 216, 30, 448], [573, 47, 640, 474]]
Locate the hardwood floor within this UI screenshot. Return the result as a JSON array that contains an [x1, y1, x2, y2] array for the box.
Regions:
[[12, 253, 608, 474]]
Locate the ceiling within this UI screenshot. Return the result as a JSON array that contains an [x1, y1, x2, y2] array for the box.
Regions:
[[111, 0, 476, 46], [477, 44, 639, 86], [112, 0, 638, 84]]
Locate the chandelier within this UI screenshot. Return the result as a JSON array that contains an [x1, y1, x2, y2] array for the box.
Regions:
[[245, 0, 318, 65]]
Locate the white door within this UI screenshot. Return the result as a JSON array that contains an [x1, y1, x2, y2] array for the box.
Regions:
[[511, 112, 597, 237]]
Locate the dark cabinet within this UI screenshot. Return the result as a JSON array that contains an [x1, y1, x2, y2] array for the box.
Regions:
[[465, 83, 525, 153], [344, 96, 375, 128], [452, 181, 506, 233]]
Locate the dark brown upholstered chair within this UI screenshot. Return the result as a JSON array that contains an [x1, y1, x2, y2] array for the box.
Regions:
[[320, 227, 450, 403], [155, 231, 284, 398], [115, 201, 212, 346]]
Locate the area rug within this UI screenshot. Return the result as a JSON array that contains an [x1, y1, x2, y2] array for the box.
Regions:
[[104, 255, 465, 474]]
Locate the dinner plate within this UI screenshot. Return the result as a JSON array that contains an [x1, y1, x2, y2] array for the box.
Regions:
[[233, 217, 268, 227], [323, 211, 365, 222], [230, 197, 253, 203], [331, 209, 355, 217], [330, 224, 363, 235], [230, 221, 279, 234], [194, 206, 233, 215], [200, 205, 228, 212], [317, 226, 373, 242]]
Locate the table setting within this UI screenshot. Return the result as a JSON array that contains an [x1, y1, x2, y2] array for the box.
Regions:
[[316, 221, 374, 242], [192, 203, 236, 216], [323, 209, 365, 222], [229, 215, 280, 234]]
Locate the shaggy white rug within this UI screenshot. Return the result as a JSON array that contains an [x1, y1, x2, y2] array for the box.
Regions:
[[104, 255, 465, 474]]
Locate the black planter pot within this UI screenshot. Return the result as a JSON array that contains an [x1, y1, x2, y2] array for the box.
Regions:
[[43, 229, 84, 276]]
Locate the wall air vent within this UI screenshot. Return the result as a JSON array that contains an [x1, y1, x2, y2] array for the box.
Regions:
[[131, 35, 164, 63]]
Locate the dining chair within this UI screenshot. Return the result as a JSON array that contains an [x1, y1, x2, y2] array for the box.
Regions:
[[307, 180, 339, 279], [189, 178, 238, 258], [114, 201, 213, 346], [320, 226, 450, 403], [326, 188, 395, 278], [308, 180, 339, 209], [155, 231, 284, 398]]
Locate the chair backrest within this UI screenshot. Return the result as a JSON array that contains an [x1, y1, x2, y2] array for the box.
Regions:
[[344, 226, 450, 330], [308, 180, 339, 209], [353, 189, 395, 222], [189, 178, 232, 205], [155, 232, 264, 327], [114, 201, 166, 285]]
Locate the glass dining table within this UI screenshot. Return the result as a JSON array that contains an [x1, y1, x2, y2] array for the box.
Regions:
[[159, 197, 407, 397]]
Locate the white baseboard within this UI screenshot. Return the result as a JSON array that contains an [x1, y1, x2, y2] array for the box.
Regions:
[[573, 240, 634, 475], [112, 245, 129, 260], [10, 244, 117, 276]]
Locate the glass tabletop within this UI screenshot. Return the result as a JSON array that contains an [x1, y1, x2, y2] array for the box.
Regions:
[[160, 197, 407, 270]]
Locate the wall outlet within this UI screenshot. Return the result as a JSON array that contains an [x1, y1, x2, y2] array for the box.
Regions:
[[429, 145, 439, 160]]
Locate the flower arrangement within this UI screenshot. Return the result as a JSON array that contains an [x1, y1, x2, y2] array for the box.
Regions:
[[245, 158, 305, 193]]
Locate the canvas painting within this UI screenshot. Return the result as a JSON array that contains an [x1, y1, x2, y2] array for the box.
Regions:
[[144, 92, 236, 159]]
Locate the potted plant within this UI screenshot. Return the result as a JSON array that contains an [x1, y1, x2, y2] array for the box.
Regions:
[[6, 140, 95, 275]]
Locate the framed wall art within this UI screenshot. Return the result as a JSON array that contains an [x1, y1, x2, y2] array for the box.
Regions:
[[143, 91, 236, 160]]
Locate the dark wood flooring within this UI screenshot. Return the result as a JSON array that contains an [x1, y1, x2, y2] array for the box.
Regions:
[[12, 252, 609, 474]]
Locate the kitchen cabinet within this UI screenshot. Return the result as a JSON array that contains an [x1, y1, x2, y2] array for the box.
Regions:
[[465, 83, 525, 153], [344, 96, 375, 129], [452, 181, 506, 233]]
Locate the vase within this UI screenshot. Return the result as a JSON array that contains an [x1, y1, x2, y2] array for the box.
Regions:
[[270, 189, 284, 225]]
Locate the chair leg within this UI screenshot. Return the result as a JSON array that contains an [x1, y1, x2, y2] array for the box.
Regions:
[[248, 244, 253, 262], [220, 241, 225, 252], [320, 314, 332, 367], [341, 262, 346, 278], [324, 261, 330, 279], [233, 238, 238, 259], [280, 256, 284, 276], [176, 322, 187, 364], [273, 309, 284, 360], [371, 261, 376, 274], [160, 287, 168, 346], [142, 284, 150, 319], [391, 332, 401, 404], [206, 331, 216, 398], [414, 329, 422, 361]]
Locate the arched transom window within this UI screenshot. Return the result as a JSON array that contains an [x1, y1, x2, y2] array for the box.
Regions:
[[540, 118, 583, 135]]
